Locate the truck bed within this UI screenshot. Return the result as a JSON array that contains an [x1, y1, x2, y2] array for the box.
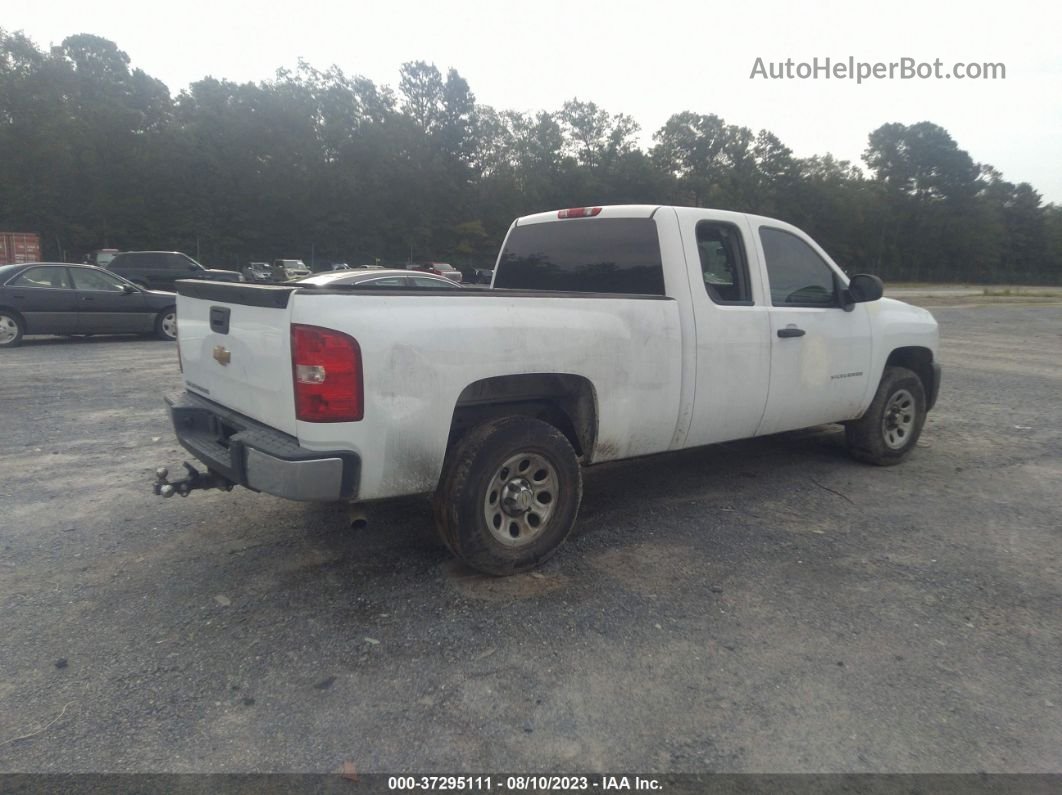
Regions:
[[174, 279, 683, 500]]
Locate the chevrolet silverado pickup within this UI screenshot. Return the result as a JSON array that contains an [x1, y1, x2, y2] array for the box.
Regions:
[[154, 205, 941, 574]]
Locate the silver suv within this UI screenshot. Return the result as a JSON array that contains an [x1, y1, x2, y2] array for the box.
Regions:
[[272, 259, 311, 280]]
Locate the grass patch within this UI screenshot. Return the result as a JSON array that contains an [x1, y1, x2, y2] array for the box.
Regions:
[[982, 287, 1062, 298]]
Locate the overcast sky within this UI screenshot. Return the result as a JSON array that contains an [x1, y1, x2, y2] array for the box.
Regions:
[[8, 0, 1062, 202]]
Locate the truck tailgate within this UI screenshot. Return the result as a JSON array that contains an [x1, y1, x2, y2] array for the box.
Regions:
[[174, 281, 298, 436]]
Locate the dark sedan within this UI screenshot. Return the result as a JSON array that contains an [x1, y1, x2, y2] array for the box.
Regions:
[[0, 263, 178, 348]]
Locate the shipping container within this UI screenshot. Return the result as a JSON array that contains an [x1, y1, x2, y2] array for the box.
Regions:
[[0, 232, 42, 266]]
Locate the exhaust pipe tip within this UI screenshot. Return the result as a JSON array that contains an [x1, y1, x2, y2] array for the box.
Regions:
[[349, 507, 368, 531]]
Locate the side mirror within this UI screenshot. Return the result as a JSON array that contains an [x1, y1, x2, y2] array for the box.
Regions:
[[121, 283, 137, 294], [845, 274, 884, 306]]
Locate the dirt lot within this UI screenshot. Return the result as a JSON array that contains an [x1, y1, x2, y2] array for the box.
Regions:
[[0, 305, 1059, 774]]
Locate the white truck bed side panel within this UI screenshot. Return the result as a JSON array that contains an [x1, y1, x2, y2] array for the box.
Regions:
[[290, 293, 683, 500]]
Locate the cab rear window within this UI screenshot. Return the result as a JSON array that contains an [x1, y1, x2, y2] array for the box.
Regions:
[[494, 218, 665, 295]]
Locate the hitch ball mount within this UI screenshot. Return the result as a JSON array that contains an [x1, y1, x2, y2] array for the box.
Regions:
[[154, 463, 234, 498]]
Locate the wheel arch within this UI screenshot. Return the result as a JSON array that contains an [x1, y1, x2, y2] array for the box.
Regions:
[[447, 373, 599, 462], [155, 304, 178, 340], [0, 305, 27, 329], [885, 346, 938, 410]]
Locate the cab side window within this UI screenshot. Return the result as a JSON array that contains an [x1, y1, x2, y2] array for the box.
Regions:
[[696, 222, 751, 305], [759, 227, 839, 307]]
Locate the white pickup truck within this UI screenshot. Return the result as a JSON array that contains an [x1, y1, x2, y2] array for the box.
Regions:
[[155, 205, 940, 574]]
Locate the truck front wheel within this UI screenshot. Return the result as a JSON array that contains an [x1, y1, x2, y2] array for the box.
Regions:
[[846, 366, 927, 465], [433, 416, 582, 575]]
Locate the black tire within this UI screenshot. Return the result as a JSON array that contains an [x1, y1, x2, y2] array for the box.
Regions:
[[0, 310, 24, 348], [433, 416, 582, 575], [155, 307, 177, 341], [846, 366, 926, 466]]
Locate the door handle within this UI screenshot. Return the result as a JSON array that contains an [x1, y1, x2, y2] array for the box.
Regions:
[[777, 327, 805, 338]]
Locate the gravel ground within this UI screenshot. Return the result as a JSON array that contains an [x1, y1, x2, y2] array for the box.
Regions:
[[0, 305, 1059, 775]]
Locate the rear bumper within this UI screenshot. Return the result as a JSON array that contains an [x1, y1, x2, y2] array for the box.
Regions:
[[165, 391, 360, 501]]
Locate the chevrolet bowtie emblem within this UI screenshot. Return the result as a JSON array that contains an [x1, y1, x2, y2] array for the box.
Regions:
[[213, 346, 231, 366]]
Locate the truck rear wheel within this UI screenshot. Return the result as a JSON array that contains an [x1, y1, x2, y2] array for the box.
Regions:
[[433, 416, 582, 575], [846, 366, 926, 466]]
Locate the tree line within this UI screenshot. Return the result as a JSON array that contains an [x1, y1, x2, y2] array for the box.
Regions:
[[2, 31, 1060, 283]]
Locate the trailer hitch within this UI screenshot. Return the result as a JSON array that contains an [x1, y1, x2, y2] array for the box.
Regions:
[[153, 462, 234, 497]]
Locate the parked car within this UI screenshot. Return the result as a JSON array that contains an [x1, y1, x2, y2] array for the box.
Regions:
[[272, 259, 311, 280], [312, 261, 351, 271], [243, 262, 273, 283], [409, 261, 463, 283], [0, 262, 177, 348], [295, 268, 462, 289], [106, 251, 243, 291], [85, 248, 120, 268]]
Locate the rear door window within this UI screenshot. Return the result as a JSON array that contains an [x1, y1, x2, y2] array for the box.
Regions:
[[10, 266, 72, 289], [697, 222, 752, 305], [495, 218, 665, 295], [410, 276, 458, 288], [359, 277, 407, 287]]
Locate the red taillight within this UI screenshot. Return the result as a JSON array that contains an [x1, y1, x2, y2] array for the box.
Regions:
[[557, 207, 602, 219], [291, 324, 363, 422]]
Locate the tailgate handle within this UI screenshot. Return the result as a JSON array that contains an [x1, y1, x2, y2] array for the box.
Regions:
[[210, 306, 231, 334]]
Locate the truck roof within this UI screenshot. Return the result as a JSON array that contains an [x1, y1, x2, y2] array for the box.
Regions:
[[515, 204, 809, 237], [515, 205, 660, 226]]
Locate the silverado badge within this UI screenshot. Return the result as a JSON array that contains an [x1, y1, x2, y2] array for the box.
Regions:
[[213, 346, 231, 366]]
